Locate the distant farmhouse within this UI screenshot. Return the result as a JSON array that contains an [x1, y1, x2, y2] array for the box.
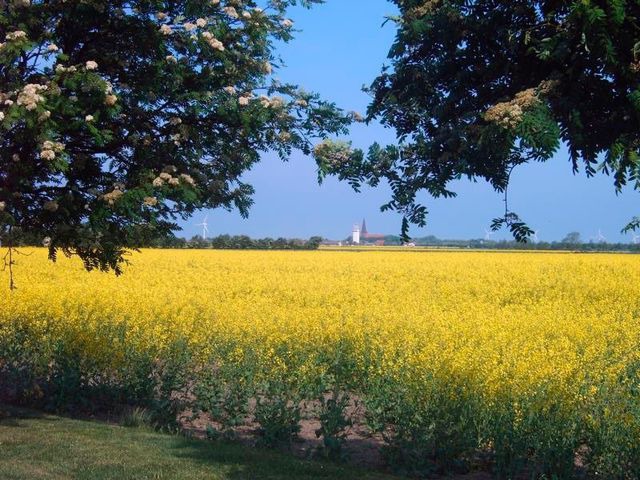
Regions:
[[352, 219, 385, 246]]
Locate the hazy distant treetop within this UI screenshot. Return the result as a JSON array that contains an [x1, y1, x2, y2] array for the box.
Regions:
[[316, 0, 640, 241], [0, 0, 352, 275]]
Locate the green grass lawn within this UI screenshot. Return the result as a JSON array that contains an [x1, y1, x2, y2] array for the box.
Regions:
[[0, 407, 395, 480]]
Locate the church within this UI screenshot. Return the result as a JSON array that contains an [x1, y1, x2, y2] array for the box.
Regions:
[[352, 219, 385, 245]]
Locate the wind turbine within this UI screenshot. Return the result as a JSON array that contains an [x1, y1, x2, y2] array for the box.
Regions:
[[631, 232, 640, 245], [484, 228, 495, 241], [595, 229, 607, 243], [532, 230, 540, 243], [196, 215, 209, 240]]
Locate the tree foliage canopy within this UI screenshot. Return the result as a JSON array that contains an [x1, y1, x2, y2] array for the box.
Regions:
[[0, 0, 352, 273], [316, 0, 640, 241]]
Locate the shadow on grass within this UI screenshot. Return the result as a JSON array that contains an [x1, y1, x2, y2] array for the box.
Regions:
[[166, 436, 374, 480], [0, 405, 61, 427], [0, 404, 391, 480]]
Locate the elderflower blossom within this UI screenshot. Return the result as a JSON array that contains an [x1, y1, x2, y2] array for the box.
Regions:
[[47, 44, 59, 52], [101, 188, 124, 205], [238, 96, 250, 106], [16, 84, 48, 111], [159, 24, 173, 35], [0, 201, 5, 211], [183, 22, 197, 32], [40, 149, 55, 160], [485, 88, 539, 129], [5, 31, 27, 41], [350, 111, 364, 122], [269, 96, 284, 109], [155, 12, 167, 20], [152, 177, 164, 187], [85, 114, 94, 122], [143, 196, 158, 206], [196, 18, 207, 27], [166, 55, 177, 63], [224, 86, 237, 95], [104, 94, 118, 106], [202, 32, 224, 51], [407, 0, 441, 18], [85, 60, 98, 70], [281, 19, 293, 28], [179, 174, 195, 186], [223, 6, 238, 18], [0, 112, 4, 121]]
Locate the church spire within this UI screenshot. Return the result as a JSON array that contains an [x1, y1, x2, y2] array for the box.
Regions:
[[361, 218, 368, 235]]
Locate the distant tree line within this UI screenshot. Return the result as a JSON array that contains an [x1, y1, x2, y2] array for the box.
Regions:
[[380, 232, 640, 252], [185, 235, 323, 250], [0, 228, 324, 251]]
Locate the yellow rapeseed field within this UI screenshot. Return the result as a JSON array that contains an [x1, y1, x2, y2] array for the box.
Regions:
[[2, 248, 640, 476]]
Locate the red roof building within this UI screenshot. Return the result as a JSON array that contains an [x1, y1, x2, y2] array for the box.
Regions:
[[360, 219, 385, 241]]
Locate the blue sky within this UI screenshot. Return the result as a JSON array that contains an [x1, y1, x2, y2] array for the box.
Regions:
[[183, 0, 638, 242]]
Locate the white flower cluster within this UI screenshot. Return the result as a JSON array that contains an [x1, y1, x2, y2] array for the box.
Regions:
[[55, 64, 74, 74], [223, 6, 239, 18], [313, 140, 354, 168], [17, 84, 47, 111], [0, 201, 5, 212], [105, 93, 118, 106], [5, 30, 27, 41], [143, 196, 158, 206], [40, 140, 65, 161], [201, 31, 225, 51], [407, 0, 441, 18], [484, 88, 540, 130], [350, 111, 364, 122], [152, 170, 195, 187], [259, 95, 284, 109], [85, 60, 98, 70], [101, 187, 124, 205]]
